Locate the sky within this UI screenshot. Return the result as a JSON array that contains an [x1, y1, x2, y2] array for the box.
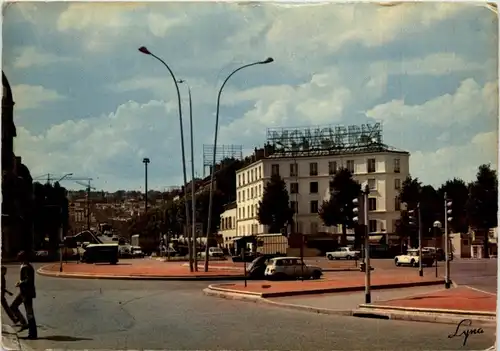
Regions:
[[2, 1, 498, 192]]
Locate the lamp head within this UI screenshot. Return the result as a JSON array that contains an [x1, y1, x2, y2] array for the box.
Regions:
[[138, 46, 151, 55], [260, 57, 274, 64]]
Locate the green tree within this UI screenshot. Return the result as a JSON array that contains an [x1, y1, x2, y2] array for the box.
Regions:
[[397, 176, 422, 247], [419, 185, 441, 238], [466, 164, 498, 258], [438, 178, 469, 233], [258, 174, 294, 234], [318, 168, 361, 246]]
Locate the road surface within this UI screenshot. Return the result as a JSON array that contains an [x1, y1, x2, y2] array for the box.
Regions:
[[1, 263, 495, 350]]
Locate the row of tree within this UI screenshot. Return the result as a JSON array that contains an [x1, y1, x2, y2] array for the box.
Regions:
[[255, 163, 498, 256], [33, 181, 70, 252]]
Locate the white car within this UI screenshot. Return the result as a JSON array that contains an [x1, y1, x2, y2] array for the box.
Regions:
[[198, 247, 225, 258], [394, 248, 435, 267], [326, 247, 360, 260], [264, 257, 323, 280]]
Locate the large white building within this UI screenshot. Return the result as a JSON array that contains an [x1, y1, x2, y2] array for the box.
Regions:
[[234, 150, 410, 242]]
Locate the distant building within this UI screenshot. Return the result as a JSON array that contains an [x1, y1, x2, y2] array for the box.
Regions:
[[235, 146, 410, 244], [218, 202, 237, 250]]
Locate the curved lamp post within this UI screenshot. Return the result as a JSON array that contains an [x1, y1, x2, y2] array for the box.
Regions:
[[178, 79, 198, 271], [138, 46, 193, 272], [203, 57, 274, 272]]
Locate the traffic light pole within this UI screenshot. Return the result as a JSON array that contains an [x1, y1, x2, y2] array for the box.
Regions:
[[418, 203, 423, 277], [444, 192, 451, 289], [363, 191, 371, 304]]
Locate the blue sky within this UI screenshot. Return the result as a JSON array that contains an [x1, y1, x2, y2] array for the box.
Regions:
[[3, 2, 498, 191]]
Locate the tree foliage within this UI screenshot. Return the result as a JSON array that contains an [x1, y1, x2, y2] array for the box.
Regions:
[[466, 164, 498, 258], [258, 174, 294, 234], [438, 178, 469, 233], [319, 168, 361, 246]]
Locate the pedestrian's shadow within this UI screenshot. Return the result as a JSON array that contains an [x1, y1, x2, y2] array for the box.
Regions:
[[20, 335, 92, 342]]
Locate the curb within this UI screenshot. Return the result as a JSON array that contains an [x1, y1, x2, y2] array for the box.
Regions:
[[353, 306, 496, 326], [357, 303, 497, 317], [36, 267, 247, 281], [207, 279, 446, 298], [202, 288, 353, 317]]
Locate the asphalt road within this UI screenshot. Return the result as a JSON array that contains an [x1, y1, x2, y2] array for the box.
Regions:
[[1, 263, 495, 350]]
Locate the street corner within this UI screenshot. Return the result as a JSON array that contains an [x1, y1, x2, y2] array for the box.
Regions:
[[354, 286, 497, 326], [1, 324, 34, 351]]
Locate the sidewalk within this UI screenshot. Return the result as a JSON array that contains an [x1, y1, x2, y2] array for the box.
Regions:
[[356, 286, 496, 325], [37, 260, 245, 280], [1, 324, 32, 351], [207, 271, 445, 298]]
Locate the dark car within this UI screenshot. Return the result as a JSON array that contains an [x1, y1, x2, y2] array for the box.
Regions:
[[247, 254, 278, 279]]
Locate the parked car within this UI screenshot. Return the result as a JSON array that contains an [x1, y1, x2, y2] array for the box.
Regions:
[[326, 247, 360, 260], [247, 254, 278, 279], [394, 248, 434, 267], [199, 247, 225, 258], [131, 246, 144, 258], [423, 247, 452, 261], [264, 257, 323, 280], [81, 243, 119, 264]]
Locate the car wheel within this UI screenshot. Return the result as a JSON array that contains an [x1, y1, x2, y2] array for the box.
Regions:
[[346, 255, 352, 260], [410, 259, 415, 267], [394, 259, 400, 267], [327, 255, 333, 260], [311, 271, 322, 280]]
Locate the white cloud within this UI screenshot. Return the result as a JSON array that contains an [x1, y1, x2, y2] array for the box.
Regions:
[[12, 85, 65, 110], [147, 13, 187, 37], [15, 100, 184, 191], [365, 79, 498, 128], [410, 131, 498, 187], [13, 46, 74, 69]]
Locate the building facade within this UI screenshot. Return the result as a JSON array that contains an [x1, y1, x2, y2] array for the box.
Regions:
[[218, 202, 237, 249], [235, 150, 410, 242]]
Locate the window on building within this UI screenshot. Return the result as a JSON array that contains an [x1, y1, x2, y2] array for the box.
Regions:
[[258, 167, 261, 179], [368, 179, 376, 190], [367, 158, 376, 173], [369, 220, 377, 233], [394, 158, 401, 173], [310, 222, 318, 234], [251, 187, 254, 198], [394, 178, 401, 190], [310, 200, 319, 214], [228, 217, 232, 228], [238, 208, 241, 219], [242, 173, 245, 184], [238, 174, 241, 186], [251, 205, 254, 217], [237, 191, 240, 202], [247, 189, 250, 199], [255, 204, 258, 215], [328, 161, 337, 175], [309, 162, 318, 176], [259, 184, 262, 196], [290, 201, 298, 213], [346, 160, 355, 173], [271, 164, 280, 176], [368, 198, 377, 211], [290, 182, 299, 194], [242, 191, 245, 201], [309, 181, 318, 193], [290, 163, 298, 177], [395, 196, 401, 211]]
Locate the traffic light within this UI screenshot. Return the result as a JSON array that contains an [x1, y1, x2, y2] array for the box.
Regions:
[[446, 200, 453, 222], [408, 209, 417, 226], [352, 197, 360, 224]]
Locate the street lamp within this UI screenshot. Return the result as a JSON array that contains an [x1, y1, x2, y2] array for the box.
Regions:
[[142, 158, 150, 214], [433, 220, 442, 278], [353, 181, 371, 303], [177, 79, 198, 271], [138, 46, 193, 272], [444, 193, 452, 289], [203, 57, 274, 272]]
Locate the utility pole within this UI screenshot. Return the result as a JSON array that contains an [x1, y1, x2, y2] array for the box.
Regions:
[[353, 183, 371, 304], [143, 158, 150, 214], [86, 180, 91, 231], [418, 203, 423, 277]]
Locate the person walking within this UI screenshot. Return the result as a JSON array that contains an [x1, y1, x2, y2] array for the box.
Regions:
[[1, 266, 18, 324], [10, 251, 37, 339]]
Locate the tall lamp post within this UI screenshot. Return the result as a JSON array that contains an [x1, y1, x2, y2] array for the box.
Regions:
[[143, 158, 150, 214], [204, 58, 274, 272], [178, 79, 198, 271], [138, 46, 193, 272]]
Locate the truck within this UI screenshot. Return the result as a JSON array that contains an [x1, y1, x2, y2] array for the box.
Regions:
[[130, 234, 159, 256], [256, 234, 288, 255]]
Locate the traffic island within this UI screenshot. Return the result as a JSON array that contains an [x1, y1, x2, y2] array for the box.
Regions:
[[37, 261, 246, 281], [354, 286, 496, 326], [205, 273, 445, 298]]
